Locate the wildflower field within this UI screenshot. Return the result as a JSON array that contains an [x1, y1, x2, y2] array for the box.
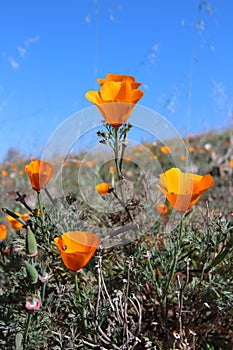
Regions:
[[0, 74, 232, 350]]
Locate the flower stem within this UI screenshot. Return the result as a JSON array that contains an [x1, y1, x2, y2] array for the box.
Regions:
[[2, 208, 27, 226], [162, 213, 185, 300], [16, 192, 33, 213], [119, 132, 127, 172], [147, 257, 167, 322], [147, 258, 162, 299], [41, 282, 47, 303], [112, 126, 133, 222], [37, 192, 46, 240], [112, 190, 133, 222], [44, 187, 56, 206], [114, 127, 121, 179], [23, 312, 32, 348], [74, 273, 88, 330], [74, 273, 81, 303]]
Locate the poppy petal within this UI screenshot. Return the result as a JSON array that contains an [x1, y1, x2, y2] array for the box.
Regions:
[[85, 91, 102, 104], [100, 81, 122, 101]]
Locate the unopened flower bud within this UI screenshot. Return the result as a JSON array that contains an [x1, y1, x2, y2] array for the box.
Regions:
[[15, 332, 23, 349], [25, 262, 38, 284], [26, 228, 38, 257]]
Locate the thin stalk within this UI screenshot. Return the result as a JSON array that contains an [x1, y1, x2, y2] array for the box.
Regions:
[[112, 190, 133, 222], [16, 192, 33, 213], [113, 126, 134, 222], [177, 258, 191, 342], [23, 312, 32, 348], [74, 273, 88, 330], [119, 131, 128, 172], [41, 282, 47, 303], [37, 192, 46, 239], [162, 213, 185, 300], [119, 144, 126, 173], [147, 258, 167, 322], [113, 128, 133, 221], [74, 273, 82, 303], [113, 127, 121, 179], [44, 187, 56, 206], [2, 208, 27, 226], [95, 255, 102, 317], [147, 258, 162, 300]]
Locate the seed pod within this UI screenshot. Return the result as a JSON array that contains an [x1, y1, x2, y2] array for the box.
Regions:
[[26, 228, 38, 257], [15, 332, 23, 350], [25, 262, 38, 284]]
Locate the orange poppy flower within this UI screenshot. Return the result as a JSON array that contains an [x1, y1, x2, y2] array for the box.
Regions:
[[85, 73, 144, 128], [180, 154, 186, 162], [96, 183, 112, 195], [54, 231, 100, 272], [1, 170, 8, 177], [188, 146, 195, 153], [25, 160, 54, 192], [97, 73, 142, 89], [156, 203, 169, 216], [0, 224, 8, 240], [6, 213, 29, 230], [160, 146, 171, 154], [157, 168, 215, 212]]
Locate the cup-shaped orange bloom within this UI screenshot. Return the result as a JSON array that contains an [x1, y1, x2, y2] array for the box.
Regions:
[[25, 160, 54, 192], [6, 213, 29, 230], [97, 73, 142, 89], [96, 183, 112, 195], [160, 146, 171, 154], [157, 168, 215, 212], [54, 231, 100, 272], [0, 224, 8, 240], [85, 73, 144, 127]]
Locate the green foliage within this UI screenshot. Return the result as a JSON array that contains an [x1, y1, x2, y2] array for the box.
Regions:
[[0, 129, 233, 349]]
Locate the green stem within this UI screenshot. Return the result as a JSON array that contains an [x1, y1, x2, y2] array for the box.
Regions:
[[114, 127, 121, 179], [16, 192, 33, 213], [147, 257, 167, 323], [23, 312, 32, 348], [37, 192, 46, 240], [44, 187, 56, 206], [41, 282, 47, 303], [112, 190, 133, 222], [74, 273, 88, 330], [162, 213, 185, 300], [113, 126, 134, 223], [148, 258, 161, 298], [119, 130, 128, 172], [74, 274, 81, 303], [2, 208, 27, 226]]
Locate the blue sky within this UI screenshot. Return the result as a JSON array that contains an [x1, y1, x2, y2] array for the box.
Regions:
[[0, 0, 233, 161]]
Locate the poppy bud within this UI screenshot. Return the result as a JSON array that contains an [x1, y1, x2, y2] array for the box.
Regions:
[[25, 160, 54, 192], [15, 332, 23, 350], [96, 183, 112, 195], [25, 262, 38, 284], [26, 229, 38, 257]]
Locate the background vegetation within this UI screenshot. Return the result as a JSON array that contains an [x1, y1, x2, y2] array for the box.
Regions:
[[0, 129, 233, 350]]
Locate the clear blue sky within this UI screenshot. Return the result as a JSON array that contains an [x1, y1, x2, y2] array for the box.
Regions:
[[0, 0, 233, 161]]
